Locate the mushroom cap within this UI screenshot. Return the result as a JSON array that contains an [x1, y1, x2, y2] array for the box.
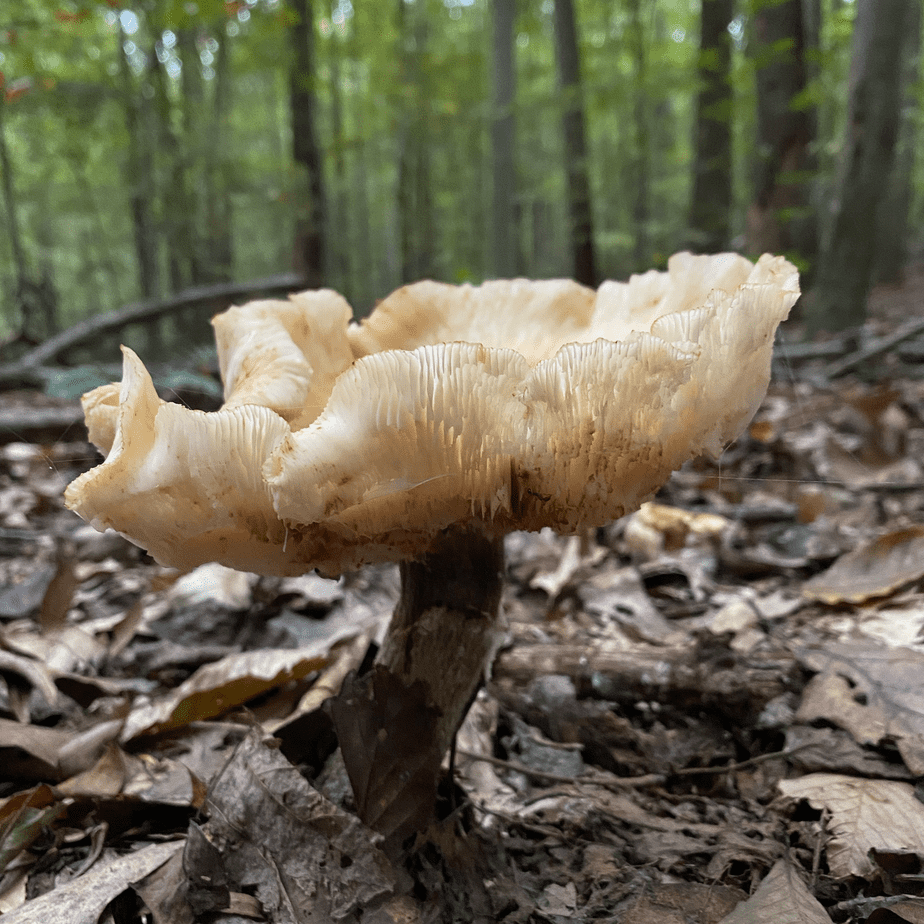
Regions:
[[65, 253, 799, 576]]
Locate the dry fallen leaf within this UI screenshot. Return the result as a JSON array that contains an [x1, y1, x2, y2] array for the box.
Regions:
[[0, 718, 76, 781], [0, 838, 182, 924], [203, 728, 398, 921], [120, 644, 332, 741], [0, 649, 59, 712], [0, 784, 66, 881], [803, 527, 924, 604], [796, 640, 924, 774], [717, 859, 830, 923], [778, 774, 924, 879]]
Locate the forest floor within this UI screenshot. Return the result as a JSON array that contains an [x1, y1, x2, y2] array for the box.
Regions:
[[3, 270, 924, 923]]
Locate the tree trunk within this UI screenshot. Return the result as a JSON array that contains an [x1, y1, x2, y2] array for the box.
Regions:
[[875, 0, 921, 284], [150, 43, 191, 292], [0, 95, 27, 298], [0, 95, 58, 344], [395, 0, 436, 283], [204, 25, 234, 284], [688, 0, 734, 252], [177, 28, 207, 285], [289, 0, 327, 288], [746, 0, 818, 267], [119, 22, 160, 299], [328, 13, 352, 300], [552, 0, 597, 287], [347, 5, 375, 313], [809, 0, 912, 333], [626, 0, 650, 269], [491, 0, 518, 278]]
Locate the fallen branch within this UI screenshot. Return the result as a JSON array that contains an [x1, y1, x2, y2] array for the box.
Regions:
[[0, 273, 305, 389], [492, 642, 789, 713], [824, 316, 924, 379]]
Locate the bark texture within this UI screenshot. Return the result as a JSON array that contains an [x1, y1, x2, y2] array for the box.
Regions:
[[553, 0, 596, 287], [810, 0, 912, 332], [290, 0, 328, 288], [491, 0, 518, 278], [689, 0, 734, 252], [747, 0, 818, 265]]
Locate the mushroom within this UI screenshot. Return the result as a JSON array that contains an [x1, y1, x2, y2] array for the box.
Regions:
[[65, 253, 799, 839]]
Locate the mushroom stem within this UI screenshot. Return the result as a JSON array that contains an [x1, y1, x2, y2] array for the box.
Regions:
[[330, 525, 505, 842], [379, 525, 505, 760]]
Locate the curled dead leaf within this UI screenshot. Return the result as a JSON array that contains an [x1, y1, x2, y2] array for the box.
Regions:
[[779, 773, 924, 879], [120, 645, 331, 741], [803, 527, 924, 605]]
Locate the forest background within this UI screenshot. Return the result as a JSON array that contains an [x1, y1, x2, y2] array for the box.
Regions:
[[0, 0, 921, 374]]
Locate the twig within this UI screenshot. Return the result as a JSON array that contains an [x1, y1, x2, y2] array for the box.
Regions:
[[457, 744, 811, 791], [824, 316, 924, 379], [669, 743, 813, 777]]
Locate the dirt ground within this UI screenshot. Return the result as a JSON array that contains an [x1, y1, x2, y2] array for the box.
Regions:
[[3, 270, 924, 923]]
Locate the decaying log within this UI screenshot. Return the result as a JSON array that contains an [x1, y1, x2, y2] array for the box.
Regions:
[[492, 641, 792, 718]]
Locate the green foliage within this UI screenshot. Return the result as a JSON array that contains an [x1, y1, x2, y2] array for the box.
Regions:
[[0, 0, 919, 354]]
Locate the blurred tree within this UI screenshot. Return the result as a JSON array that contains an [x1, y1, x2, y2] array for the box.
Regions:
[[290, 0, 328, 287], [396, 0, 436, 282], [626, 0, 650, 269], [689, 0, 733, 252], [810, 0, 915, 332], [553, 0, 596, 286], [746, 0, 819, 268], [0, 86, 58, 344], [491, 0, 517, 278], [118, 18, 160, 299], [201, 23, 234, 284], [874, 0, 920, 284], [328, 5, 352, 300]]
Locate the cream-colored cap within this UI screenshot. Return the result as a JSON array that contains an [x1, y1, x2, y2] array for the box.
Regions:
[[65, 253, 799, 576]]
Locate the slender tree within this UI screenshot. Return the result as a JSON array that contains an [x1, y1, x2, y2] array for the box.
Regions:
[[875, 0, 921, 284], [0, 92, 58, 343], [552, 0, 596, 287], [689, 0, 733, 252], [746, 0, 818, 266], [395, 0, 436, 283], [289, 0, 328, 288], [119, 20, 160, 299], [203, 24, 234, 284], [150, 38, 193, 292], [328, 9, 352, 299], [491, 0, 518, 278], [346, 4, 375, 312], [810, 0, 913, 332], [626, 0, 650, 269]]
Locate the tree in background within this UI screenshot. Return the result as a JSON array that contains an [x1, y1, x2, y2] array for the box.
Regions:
[[625, 0, 650, 269], [810, 0, 915, 333], [118, 17, 160, 300], [2, 0, 924, 349], [552, 0, 596, 287], [746, 0, 819, 269], [688, 0, 733, 252], [327, 3, 352, 300], [491, 0, 517, 279], [290, 0, 328, 288], [0, 82, 58, 345], [874, 0, 921, 285], [396, 0, 436, 283]]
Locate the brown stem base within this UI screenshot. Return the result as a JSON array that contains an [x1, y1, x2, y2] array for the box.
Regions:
[[330, 526, 504, 846]]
